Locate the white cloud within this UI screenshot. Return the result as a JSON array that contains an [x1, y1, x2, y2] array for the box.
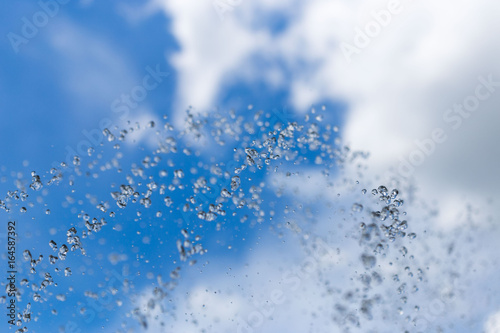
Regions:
[[485, 311, 500, 333], [156, 0, 500, 227], [155, 0, 273, 126]]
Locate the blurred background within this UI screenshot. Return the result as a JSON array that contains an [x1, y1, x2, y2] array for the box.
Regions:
[[0, 0, 499, 332]]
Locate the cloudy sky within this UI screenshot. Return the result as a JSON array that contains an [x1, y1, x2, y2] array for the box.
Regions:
[[0, 0, 499, 332]]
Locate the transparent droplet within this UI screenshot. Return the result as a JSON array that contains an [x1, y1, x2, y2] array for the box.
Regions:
[[377, 186, 388, 196], [49, 240, 57, 251], [361, 254, 376, 269], [352, 203, 363, 213]]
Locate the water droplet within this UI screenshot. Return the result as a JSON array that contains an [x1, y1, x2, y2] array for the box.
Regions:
[[49, 255, 58, 264], [221, 188, 232, 198], [361, 254, 376, 269], [352, 203, 364, 213], [377, 186, 388, 196], [230, 176, 241, 191], [23, 250, 32, 262]]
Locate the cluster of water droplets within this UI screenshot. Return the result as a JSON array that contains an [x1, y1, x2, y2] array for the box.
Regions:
[[0, 106, 495, 333]]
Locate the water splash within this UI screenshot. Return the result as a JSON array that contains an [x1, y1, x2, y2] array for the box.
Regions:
[[0, 107, 497, 333]]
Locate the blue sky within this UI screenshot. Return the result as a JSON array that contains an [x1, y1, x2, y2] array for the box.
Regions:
[[1, 1, 500, 333], [0, 1, 176, 173]]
